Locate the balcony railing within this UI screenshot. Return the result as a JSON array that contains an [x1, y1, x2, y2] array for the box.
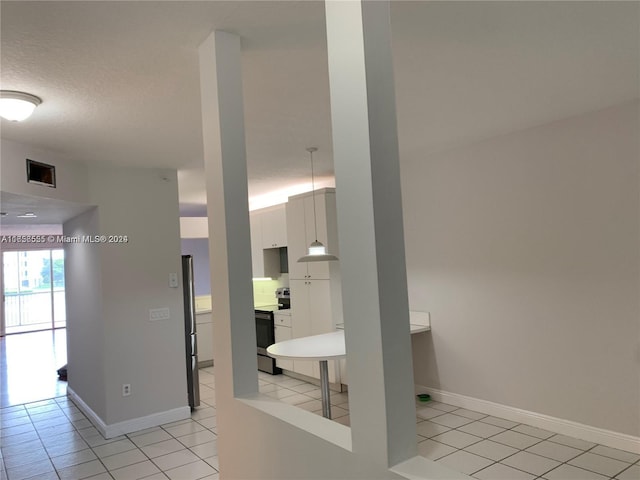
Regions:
[[4, 289, 66, 333]]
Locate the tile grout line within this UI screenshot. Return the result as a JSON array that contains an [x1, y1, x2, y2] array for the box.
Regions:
[[108, 415, 218, 479], [156, 417, 220, 475], [20, 398, 67, 480], [427, 413, 544, 477], [4, 372, 637, 480], [40, 396, 116, 480], [614, 461, 639, 480], [1, 393, 213, 480], [423, 408, 577, 478], [422, 409, 634, 480]]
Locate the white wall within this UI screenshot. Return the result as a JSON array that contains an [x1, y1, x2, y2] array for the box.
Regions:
[[64, 165, 189, 427], [64, 207, 106, 418], [180, 217, 209, 238], [403, 101, 639, 436], [1, 138, 192, 431], [93, 166, 187, 424], [181, 238, 211, 296], [0, 139, 89, 204]]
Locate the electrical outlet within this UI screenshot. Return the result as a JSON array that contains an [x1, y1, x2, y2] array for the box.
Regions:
[[122, 384, 131, 397]]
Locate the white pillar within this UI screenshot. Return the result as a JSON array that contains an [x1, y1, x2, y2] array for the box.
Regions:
[[198, 30, 257, 401], [325, 0, 417, 467]]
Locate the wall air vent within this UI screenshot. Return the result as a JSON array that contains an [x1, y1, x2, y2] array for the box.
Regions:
[[26, 159, 56, 188]]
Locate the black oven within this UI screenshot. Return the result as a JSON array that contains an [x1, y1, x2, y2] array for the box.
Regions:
[[255, 309, 281, 375]]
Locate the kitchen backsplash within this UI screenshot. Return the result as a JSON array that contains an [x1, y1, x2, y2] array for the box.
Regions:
[[192, 276, 289, 312], [195, 295, 212, 312], [253, 274, 289, 307]]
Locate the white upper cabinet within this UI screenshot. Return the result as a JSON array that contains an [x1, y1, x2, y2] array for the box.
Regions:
[[250, 212, 267, 277], [260, 206, 287, 248], [285, 197, 308, 279], [249, 204, 287, 278]]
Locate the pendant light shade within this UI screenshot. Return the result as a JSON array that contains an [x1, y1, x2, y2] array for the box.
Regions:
[[298, 240, 338, 263], [0, 91, 41, 121], [297, 147, 339, 263]]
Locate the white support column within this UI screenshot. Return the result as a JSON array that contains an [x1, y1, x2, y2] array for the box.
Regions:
[[199, 31, 257, 399], [325, 0, 417, 467]]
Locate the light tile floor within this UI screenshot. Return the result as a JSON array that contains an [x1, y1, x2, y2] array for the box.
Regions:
[[0, 367, 220, 480], [1, 332, 639, 479], [255, 371, 640, 479]]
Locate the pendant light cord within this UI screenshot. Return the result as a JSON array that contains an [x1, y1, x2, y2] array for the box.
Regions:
[[309, 147, 319, 242]]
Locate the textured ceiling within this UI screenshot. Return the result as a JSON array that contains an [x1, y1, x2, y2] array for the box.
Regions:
[[1, 1, 638, 221], [0, 191, 92, 225]]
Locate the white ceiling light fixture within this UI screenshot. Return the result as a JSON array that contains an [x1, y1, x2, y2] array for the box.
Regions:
[[16, 212, 37, 218], [0, 90, 42, 121], [298, 147, 339, 263]]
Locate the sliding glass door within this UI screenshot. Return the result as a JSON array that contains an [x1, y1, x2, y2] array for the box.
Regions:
[[1, 249, 66, 335]]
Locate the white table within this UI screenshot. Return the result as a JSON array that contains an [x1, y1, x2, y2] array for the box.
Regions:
[[267, 331, 346, 419], [266, 325, 430, 419]]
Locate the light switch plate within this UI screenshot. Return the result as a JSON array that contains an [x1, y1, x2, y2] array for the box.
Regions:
[[169, 273, 179, 288], [149, 308, 170, 321]]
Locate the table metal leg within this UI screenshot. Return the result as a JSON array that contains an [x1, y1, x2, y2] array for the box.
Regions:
[[319, 360, 331, 419]]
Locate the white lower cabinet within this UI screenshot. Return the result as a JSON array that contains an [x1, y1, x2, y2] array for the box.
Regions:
[[195, 312, 213, 366], [289, 278, 341, 384], [273, 311, 293, 371], [274, 325, 293, 371]]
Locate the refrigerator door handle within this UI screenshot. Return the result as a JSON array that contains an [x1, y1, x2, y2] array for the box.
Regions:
[[182, 255, 200, 409], [191, 333, 198, 356], [191, 355, 200, 408]]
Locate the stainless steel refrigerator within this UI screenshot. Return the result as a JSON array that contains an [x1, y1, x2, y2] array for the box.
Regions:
[[182, 255, 200, 409]]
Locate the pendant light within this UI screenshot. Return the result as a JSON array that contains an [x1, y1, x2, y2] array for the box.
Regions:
[[297, 147, 339, 263]]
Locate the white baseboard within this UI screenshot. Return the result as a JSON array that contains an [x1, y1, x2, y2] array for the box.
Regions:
[[416, 384, 640, 454], [67, 388, 191, 439]]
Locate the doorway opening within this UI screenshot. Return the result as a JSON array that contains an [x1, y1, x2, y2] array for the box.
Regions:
[[2, 248, 66, 336]]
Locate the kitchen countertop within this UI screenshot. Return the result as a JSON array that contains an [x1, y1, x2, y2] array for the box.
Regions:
[[255, 305, 290, 313], [195, 306, 292, 314], [268, 323, 429, 362], [335, 323, 430, 334], [410, 323, 430, 334]]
